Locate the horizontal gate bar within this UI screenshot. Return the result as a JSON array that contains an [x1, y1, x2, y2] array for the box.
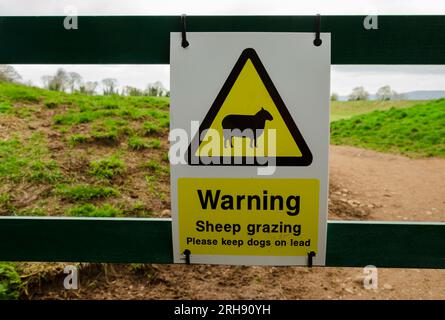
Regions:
[[0, 217, 443, 268], [0, 15, 445, 64]]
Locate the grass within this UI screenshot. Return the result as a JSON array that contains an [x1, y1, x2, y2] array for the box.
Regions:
[[68, 133, 90, 145], [142, 121, 160, 135], [0, 102, 12, 113], [0, 262, 22, 300], [0, 133, 63, 183], [52, 99, 169, 126], [56, 184, 119, 202], [44, 101, 59, 109], [90, 129, 120, 143], [145, 160, 169, 174], [331, 99, 445, 157], [0, 82, 70, 112], [128, 136, 161, 150], [1, 82, 170, 146], [330, 100, 423, 122], [90, 119, 132, 143], [145, 160, 162, 172], [15, 208, 46, 216], [89, 156, 126, 179], [29, 160, 62, 183], [0, 193, 15, 214], [0, 83, 40, 103], [68, 203, 120, 217], [123, 201, 153, 217]]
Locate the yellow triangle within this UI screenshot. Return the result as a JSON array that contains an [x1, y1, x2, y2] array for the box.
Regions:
[[188, 48, 312, 166]]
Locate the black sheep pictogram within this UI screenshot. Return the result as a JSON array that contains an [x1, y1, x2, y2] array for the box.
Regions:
[[222, 108, 273, 148]]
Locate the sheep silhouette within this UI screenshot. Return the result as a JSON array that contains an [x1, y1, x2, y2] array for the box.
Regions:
[[222, 108, 273, 148]]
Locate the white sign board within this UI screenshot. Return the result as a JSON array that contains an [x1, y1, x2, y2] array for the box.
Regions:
[[170, 33, 330, 265]]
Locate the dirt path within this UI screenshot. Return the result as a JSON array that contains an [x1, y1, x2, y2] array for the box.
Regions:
[[329, 145, 445, 221], [31, 146, 445, 300]]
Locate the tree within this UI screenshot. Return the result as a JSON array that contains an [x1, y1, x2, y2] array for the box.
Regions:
[[42, 68, 69, 91], [52, 68, 69, 91], [376, 85, 392, 101], [102, 78, 118, 95], [348, 86, 369, 101], [0, 65, 22, 83], [330, 93, 339, 101], [376, 85, 400, 101], [67, 72, 83, 93], [146, 81, 166, 97], [123, 86, 143, 96], [41, 75, 53, 89], [79, 81, 98, 95]]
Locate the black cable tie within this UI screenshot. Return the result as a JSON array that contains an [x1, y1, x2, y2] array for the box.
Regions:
[[313, 14, 322, 47], [183, 249, 191, 264], [307, 251, 316, 267], [181, 14, 190, 48]]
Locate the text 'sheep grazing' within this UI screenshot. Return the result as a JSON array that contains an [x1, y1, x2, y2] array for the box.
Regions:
[[190, 189, 309, 245]]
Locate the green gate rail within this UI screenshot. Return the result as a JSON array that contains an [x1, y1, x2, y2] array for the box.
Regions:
[[0, 15, 445, 64], [0, 218, 444, 268], [0, 15, 444, 268]]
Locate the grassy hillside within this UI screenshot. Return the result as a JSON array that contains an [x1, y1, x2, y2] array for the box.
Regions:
[[0, 82, 170, 219], [331, 99, 445, 157], [330, 100, 424, 122]]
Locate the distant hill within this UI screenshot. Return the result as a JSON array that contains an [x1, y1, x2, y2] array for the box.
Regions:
[[402, 90, 445, 100], [331, 99, 445, 157], [338, 90, 445, 101]]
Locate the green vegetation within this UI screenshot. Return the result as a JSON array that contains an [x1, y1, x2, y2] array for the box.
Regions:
[[0, 83, 40, 103], [44, 101, 59, 109], [145, 160, 169, 174], [0, 263, 21, 300], [330, 100, 423, 122], [331, 99, 445, 157], [0, 133, 63, 183], [0, 82, 53, 107], [68, 133, 89, 145], [51, 97, 169, 126], [142, 121, 160, 135], [15, 208, 46, 216], [123, 201, 153, 217], [128, 136, 149, 150], [0, 193, 15, 214], [0, 102, 12, 113], [145, 160, 162, 172], [56, 184, 119, 202], [89, 156, 126, 179], [1, 82, 170, 150], [148, 139, 161, 149], [68, 203, 120, 217], [128, 136, 161, 150]]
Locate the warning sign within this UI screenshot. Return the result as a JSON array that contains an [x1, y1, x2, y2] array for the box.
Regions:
[[178, 178, 319, 256], [188, 48, 312, 166], [170, 33, 330, 266]]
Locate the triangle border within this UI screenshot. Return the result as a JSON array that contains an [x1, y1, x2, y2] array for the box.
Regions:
[[187, 48, 313, 166]]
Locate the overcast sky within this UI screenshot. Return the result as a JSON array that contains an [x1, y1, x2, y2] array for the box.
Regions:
[[3, 0, 445, 95]]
